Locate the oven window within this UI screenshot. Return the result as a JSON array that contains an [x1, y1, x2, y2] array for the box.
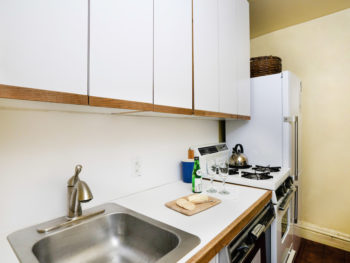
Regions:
[[281, 208, 290, 240]]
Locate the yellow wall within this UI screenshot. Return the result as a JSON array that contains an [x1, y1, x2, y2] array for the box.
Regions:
[[251, 9, 350, 235]]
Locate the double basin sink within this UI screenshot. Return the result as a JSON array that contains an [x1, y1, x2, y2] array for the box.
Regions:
[[8, 203, 200, 263]]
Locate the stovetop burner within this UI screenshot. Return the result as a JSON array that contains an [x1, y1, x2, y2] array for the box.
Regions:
[[252, 165, 281, 173], [241, 171, 273, 180], [229, 164, 252, 169], [229, 168, 239, 175]]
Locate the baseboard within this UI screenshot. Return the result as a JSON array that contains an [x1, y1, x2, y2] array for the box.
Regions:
[[294, 221, 350, 252]]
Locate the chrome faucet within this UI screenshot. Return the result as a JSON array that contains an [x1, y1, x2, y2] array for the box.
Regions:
[[67, 165, 93, 219]]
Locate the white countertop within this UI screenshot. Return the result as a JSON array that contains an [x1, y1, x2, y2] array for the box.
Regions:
[[1, 180, 269, 263], [114, 180, 268, 262]]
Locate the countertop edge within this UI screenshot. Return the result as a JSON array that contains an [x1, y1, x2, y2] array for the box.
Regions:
[[186, 190, 272, 263]]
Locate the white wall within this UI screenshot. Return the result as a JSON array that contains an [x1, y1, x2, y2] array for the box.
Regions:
[[0, 108, 218, 237]]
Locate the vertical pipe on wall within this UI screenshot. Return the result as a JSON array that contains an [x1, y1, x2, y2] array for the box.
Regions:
[[218, 120, 225, 142]]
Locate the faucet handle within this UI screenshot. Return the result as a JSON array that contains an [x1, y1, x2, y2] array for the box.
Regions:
[[68, 164, 83, 187]]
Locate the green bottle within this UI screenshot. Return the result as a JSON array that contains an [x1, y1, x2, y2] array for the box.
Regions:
[[192, 157, 202, 193]]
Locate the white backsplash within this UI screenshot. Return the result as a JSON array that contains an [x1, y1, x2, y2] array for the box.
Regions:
[[0, 108, 218, 235]]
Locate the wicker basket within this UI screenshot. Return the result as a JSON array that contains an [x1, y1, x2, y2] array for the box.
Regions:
[[250, 56, 282, 78]]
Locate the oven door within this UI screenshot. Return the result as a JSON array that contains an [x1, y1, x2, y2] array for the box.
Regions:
[[218, 203, 274, 263], [219, 228, 271, 263], [277, 190, 295, 263]]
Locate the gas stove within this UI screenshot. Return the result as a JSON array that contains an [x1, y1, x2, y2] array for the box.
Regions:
[[193, 142, 298, 263], [192, 143, 290, 191], [222, 166, 290, 191]]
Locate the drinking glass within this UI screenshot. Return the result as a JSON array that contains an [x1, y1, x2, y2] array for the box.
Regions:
[[218, 158, 230, 195], [206, 159, 217, 193]]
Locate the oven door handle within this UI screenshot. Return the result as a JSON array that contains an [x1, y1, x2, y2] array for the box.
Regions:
[[279, 187, 296, 211], [236, 244, 255, 263], [250, 224, 265, 240]]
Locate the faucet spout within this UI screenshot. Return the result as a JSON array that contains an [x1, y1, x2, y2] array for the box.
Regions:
[[67, 165, 93, 219]]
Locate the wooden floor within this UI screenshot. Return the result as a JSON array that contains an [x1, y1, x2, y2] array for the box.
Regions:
[[295, 239, 350, 263]]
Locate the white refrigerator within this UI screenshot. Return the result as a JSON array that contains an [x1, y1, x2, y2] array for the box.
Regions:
[[226, 70, 302, 241]]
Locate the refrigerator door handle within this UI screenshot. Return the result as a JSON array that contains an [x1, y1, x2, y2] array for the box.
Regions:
[[283, 116, 299, 181], [295, 116, 299, 180]]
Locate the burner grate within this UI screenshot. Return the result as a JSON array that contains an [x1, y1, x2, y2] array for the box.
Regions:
[[252, 165, 281, 173], [229, 168, 239, 175], [229, 164, 252, 169], [241, 171, 273, 180]]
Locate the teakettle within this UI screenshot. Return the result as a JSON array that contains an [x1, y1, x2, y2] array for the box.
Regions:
[[229, 144, 249, 167]]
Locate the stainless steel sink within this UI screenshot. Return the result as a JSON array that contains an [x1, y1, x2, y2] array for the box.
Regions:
[[8, 203, 200, 263]]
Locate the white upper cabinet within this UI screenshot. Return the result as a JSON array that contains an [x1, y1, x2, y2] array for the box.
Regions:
[[193, 0, 220, 112], [193, 0, 250, 116], [0, 0, 88, 95], [218, 0, 238, 115], [154, 0, 192, 109], [90, 0, 153, 103], [0, 0, 249, 116], [236, 0, 251, 116]]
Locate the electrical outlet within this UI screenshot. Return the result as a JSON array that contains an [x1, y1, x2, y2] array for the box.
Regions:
[[132, 157, 142, 177]]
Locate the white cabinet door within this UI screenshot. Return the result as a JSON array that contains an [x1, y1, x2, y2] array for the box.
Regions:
[[218, 0, 238, 115], [154, 0, 192, 109], [236, 0, 250, 116], [90, 0, 153, 103], [0, 0, 88, 95], [193, 0, 220, 112]]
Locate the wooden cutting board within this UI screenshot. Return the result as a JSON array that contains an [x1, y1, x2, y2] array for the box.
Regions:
[[165, 194, 221, 216]]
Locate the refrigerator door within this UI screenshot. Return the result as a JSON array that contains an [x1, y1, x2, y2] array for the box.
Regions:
[[282, 71, 302, 180], [282, 71, 302, 225], [226, 73, 283, 166]]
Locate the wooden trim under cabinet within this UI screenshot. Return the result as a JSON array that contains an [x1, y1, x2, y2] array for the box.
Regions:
[[154, 105, 193, 115], [0, 84, 88, 105], [237, 114, 251, 120], [186, 191, 272, 263], [89, 96, 154, 111], [0, 84, 252, 120], [194, 109, 237, 119]]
